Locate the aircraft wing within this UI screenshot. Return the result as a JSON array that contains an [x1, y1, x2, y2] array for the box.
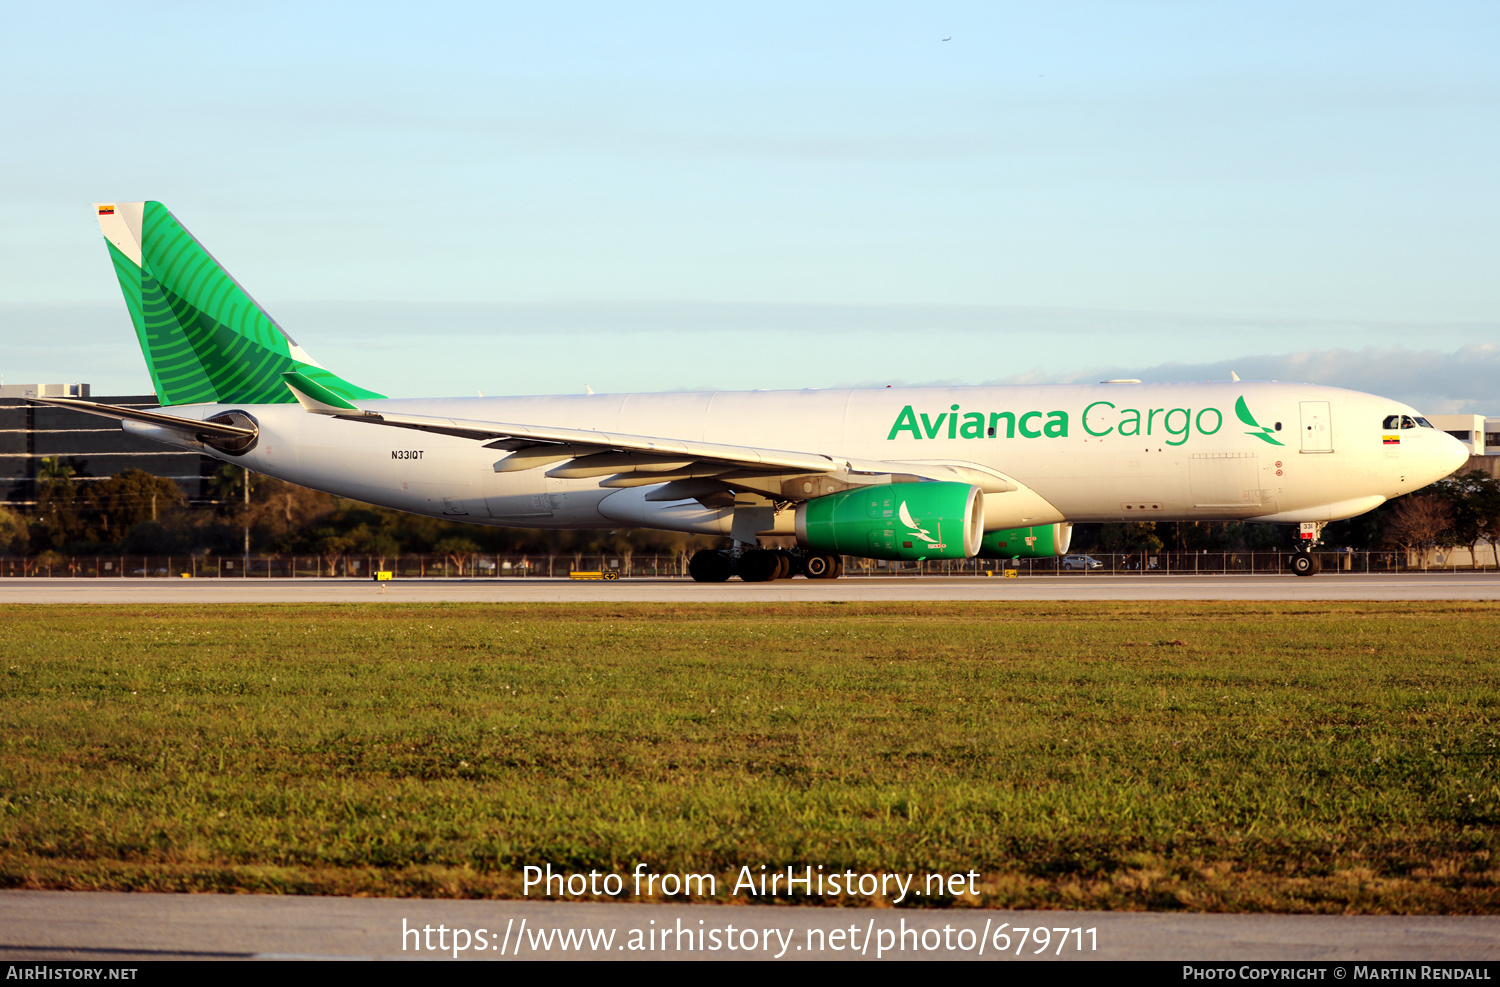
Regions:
[[283, 372, 1017, 495]]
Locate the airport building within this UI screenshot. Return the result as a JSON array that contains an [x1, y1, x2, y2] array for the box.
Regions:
[[0, 383, 214, 504]]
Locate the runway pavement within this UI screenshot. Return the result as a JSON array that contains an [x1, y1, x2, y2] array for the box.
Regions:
[[2, 890, 1497, 961], [0, 573, 1495, 603]]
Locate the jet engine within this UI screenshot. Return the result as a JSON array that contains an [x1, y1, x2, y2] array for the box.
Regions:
[[977, 522, 1073, 559], [794, 481, 984, 561]]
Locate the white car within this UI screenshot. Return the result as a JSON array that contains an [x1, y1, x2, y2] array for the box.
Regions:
[[1061, 555, 1103, 570]]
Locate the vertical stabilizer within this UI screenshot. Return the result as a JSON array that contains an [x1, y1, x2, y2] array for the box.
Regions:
[[94, 201, 383, 407]]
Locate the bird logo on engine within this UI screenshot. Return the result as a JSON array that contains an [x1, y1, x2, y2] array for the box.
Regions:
[[898, 501, 946, 549]]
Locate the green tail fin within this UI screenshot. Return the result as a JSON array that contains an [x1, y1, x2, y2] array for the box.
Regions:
[[94, 201, 383, 407]]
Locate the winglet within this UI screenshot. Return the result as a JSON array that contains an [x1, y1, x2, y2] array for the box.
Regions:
[[282, 371, 359, 414]]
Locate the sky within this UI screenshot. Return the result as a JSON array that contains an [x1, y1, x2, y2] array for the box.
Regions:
[[1, 1, 1495, 412]]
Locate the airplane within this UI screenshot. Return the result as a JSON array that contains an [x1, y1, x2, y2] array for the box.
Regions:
[[34, 201, 1469, 580]]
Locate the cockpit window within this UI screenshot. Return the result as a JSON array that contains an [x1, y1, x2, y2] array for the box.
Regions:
[[1401, 415, 1417, 429], [1415, 417, 1434, 428], [1383, 415, 1401, 429]]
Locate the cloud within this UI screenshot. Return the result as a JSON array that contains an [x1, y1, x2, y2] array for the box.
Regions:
[[3, 299, 1495, 414], [998, 344, 1499, 415]]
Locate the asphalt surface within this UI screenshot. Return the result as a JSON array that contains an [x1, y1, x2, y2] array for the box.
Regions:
[[2, 891, 1498, 961], [0, 573, 1495, 602]]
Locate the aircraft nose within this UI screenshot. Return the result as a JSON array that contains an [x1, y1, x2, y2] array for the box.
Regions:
[[1440, 432, 1471, 476]]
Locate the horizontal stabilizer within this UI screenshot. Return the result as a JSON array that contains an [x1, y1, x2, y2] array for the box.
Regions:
[[282, 371, 359, 413], [27, 396, 256, 439]]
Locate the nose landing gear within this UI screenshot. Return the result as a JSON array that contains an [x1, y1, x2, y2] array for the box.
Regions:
[[1289, 521, 1326, 577], [1289, 552, 1322, 577]]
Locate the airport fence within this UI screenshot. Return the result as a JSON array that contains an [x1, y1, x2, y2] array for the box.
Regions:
[[0, 550, 1493, 578]]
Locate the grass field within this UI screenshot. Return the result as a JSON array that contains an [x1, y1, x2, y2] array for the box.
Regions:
[[1, 601, 1497, 912]]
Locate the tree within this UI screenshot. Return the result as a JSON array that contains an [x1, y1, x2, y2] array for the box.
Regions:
[[36, 455, 76, 494], [33, 456, 81, 549], [84, 470, 185, 535], [600, 528, 636, 573], [205, 463, 259, 501], [1480, 506, 1500, 571], [433, 536, 481, 575], [1382, 494, 1454, 569], [120, 518, 201, 556], [1432, 470, 1500, 569], [207, 463, 260, 560], [1099, 522, 1164, 553], [353, 527, 401, 561], [0, 506, 28, 556], [308, 526, 358, 574]]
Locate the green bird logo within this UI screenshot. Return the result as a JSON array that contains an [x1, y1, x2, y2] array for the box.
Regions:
[[1235, 396, 1284, 446]]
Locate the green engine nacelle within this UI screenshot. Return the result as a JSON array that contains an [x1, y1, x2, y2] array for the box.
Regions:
[[795, 481, 984, 561], [978, 522, 1073, 559]]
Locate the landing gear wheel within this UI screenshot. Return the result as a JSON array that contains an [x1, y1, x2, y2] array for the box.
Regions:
[[737, 549, 782, 582], [803, 553, 841, 579], [1290, 552, 1321, 577], [688, 550, 732, 583], [773, 552, 792, 580]]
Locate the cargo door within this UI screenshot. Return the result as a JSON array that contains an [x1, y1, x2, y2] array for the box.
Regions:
[[1300, 401, 1333, 453]]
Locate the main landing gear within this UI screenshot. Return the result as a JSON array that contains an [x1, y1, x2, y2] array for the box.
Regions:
[[688, 549, 844, 582]]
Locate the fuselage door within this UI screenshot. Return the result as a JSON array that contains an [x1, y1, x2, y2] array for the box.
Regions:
[[1299, 401, 1333, 453]]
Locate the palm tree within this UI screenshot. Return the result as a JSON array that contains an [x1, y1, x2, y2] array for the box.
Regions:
[[207, 463, 257, 501], [33, 456, 79, 549], [206, 463, 257, 562], [36, 456, 75, 496]]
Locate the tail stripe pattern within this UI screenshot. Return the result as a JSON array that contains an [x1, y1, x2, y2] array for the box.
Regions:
[[103, 202, 383, 407]]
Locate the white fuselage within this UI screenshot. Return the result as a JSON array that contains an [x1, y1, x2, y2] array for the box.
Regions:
[[126, 381, 1469, 537]]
